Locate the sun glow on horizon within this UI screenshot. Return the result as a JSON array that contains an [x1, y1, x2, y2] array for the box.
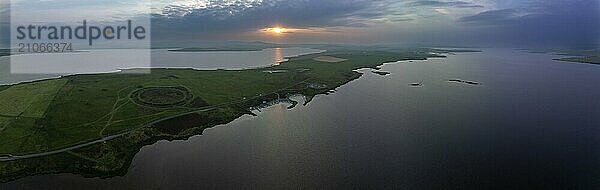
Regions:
[[273, 28, 284, 33], [262, 27, 288, 34], [259, 26, 329, 38]]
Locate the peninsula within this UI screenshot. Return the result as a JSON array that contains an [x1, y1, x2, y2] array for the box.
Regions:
[[0, 49, 456, 182]]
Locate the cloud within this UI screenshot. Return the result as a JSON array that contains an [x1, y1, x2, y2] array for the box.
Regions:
[[407, 0, 484, 8], [461, 0, 599, 24], [151, 0, 390, 39], [155, 0, 268, 18], [459, 9, 518, 22], [457, 0, 600, 48], [393, 0, 491, 20], [1, 0, 597, 48]]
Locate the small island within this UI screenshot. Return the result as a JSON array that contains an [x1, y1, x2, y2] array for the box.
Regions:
[[410, 83, 422, 87], [372, 71, 391, 76], [449, 79, 481, 85]]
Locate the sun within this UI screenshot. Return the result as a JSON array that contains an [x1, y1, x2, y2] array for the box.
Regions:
[[273, 27, 284, 33], [263, 27, 287, 34]]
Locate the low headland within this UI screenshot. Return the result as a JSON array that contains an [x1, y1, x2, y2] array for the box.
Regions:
[[554, 49, 600, 64], [0, 49, 8, 57], [0, 48, 469, 182]]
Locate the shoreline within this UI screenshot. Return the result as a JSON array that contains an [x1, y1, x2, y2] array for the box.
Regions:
[[0, 49, 471, 182]]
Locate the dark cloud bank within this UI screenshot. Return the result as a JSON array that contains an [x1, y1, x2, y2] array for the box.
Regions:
[[1, 0, 598, 48], [152, 0, 386, 37], [459, 0, 599, 48], [150, 0, 598, 48]]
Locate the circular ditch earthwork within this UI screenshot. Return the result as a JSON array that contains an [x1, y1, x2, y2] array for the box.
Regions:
[[131, 86, 194, 108]]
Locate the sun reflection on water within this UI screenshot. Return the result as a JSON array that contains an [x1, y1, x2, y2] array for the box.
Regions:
[[273, 48, 282, 66]]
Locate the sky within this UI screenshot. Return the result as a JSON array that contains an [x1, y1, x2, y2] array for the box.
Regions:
[[1, 0, 599, 48]]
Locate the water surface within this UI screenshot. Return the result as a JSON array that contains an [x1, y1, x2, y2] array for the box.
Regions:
[[0, 47, 322, 85]]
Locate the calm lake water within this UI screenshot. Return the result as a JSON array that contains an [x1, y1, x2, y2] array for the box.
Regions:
[[0, 47, 323, 85], [3, 49, 600, 189]]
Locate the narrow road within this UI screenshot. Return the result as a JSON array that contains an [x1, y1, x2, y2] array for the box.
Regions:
[[0, 107, 216, 162]]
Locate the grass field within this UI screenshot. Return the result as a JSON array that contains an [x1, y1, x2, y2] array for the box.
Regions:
[[0, 116, 13, 131], [0, 49, 453, 182], [0, 85, 10, 92], [0, 79, 67, 118]]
